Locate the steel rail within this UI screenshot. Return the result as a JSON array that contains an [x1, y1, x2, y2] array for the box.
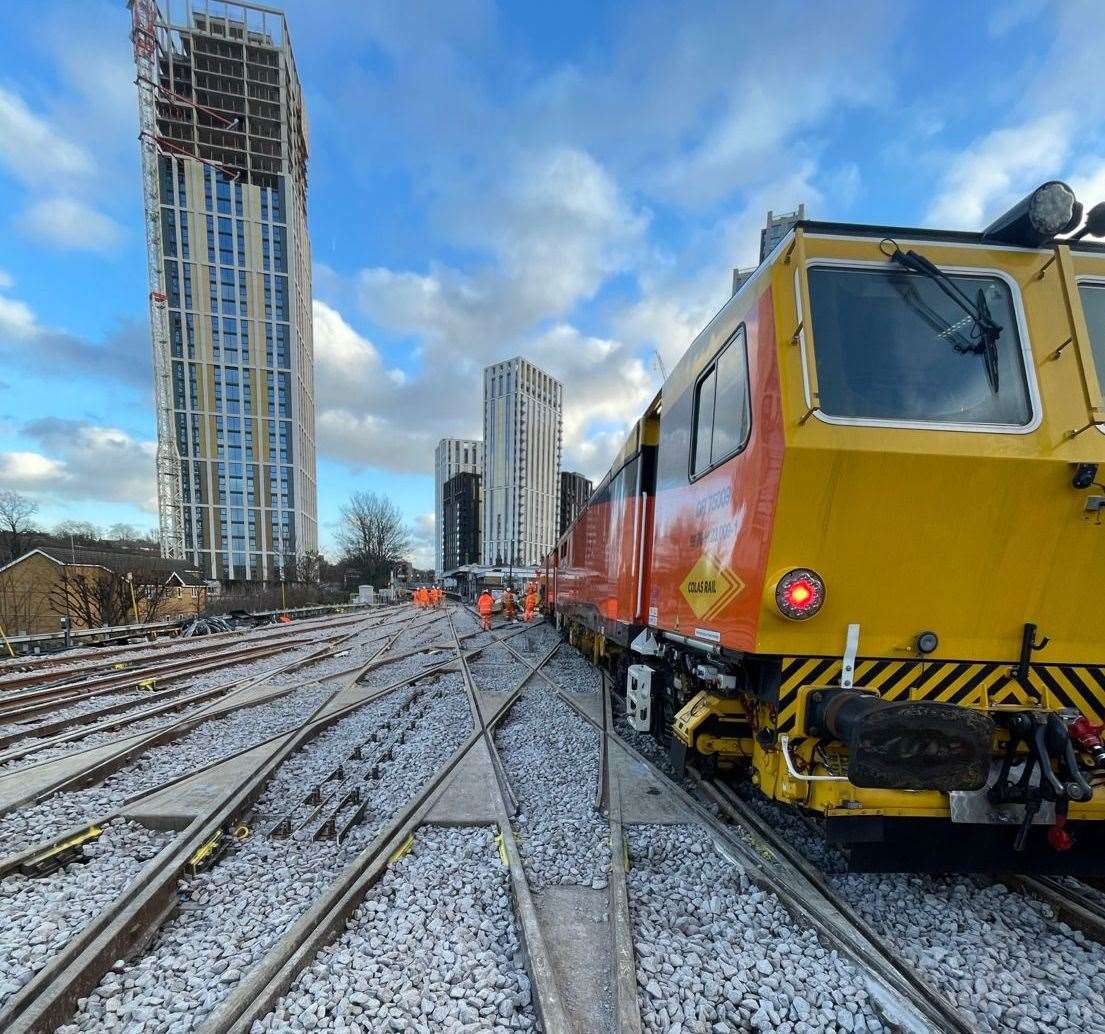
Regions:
[[0, 629, 359, 762], [599, 675, 644, 1034], [0, 607, 428, 758], [0, 606, 472, 1033], [0, 611, 412, 820], [489, 626, 968, 1034], [0, 608, 375, 694], [0, 616, 366, 716], [0, 610, 519, 879], [191, 610, 563, 1033], [1007, 875, 1105, 944]]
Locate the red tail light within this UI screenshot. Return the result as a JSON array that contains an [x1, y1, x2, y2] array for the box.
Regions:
[[776, 569, 825, 620]]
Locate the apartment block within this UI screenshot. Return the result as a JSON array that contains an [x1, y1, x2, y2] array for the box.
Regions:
[[482, 358, 563, 568], [134, 0, 316, 582], [434, 438, 483, 576], [558, 470, 593, 537]]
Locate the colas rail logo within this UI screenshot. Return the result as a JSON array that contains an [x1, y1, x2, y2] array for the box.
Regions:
[[679, 553, 744, 622]]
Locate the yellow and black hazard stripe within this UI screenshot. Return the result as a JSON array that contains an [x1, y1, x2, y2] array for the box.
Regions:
[[775, 656, 1105, 732]]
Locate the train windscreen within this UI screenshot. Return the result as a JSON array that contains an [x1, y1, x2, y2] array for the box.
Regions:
[[807, 265, 1033, 427]]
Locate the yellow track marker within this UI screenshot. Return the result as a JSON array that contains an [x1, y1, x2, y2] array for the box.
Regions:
[[186, 830, 223, 877], [388, 833, 415, 865]]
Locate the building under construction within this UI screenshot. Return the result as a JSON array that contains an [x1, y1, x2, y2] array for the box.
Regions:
[[131, 0, 317, 584]]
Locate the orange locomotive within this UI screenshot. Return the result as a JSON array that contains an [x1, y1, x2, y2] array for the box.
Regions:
[[547, 184, 1105, 873]]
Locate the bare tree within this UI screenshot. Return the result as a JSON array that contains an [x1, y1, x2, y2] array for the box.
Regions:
[[337, 492, 411, 588], [0, 490, 39, 563], [297, 549, 323, 587], [48, 567, 173, 629], [54, 520, 102, 546]]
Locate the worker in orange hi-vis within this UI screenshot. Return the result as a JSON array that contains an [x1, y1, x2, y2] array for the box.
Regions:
[[502, 588, 517, 622], [478, 589, 494, 631], [523, 589, 537, 623]]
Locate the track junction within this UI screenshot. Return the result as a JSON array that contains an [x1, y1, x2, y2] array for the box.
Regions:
[[0, 603, 1103, 1033]]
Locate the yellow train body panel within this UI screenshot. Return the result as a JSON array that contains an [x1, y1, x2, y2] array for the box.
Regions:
[[757, 232, 1105, 664]]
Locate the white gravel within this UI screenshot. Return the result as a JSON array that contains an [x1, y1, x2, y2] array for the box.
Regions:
[[0, 819, 170, 1013], [544, 643, 601, 694], [737, 788, 1105, 1032], [627, 823, 888, 1034], [510, 624, 559, 657], [0, 681, 336, 860], [838, 873, 1105, 1032], [63, 672, 474, 1033], [0, 620, 394, 794], [0, 610, 373, 687], [256, 826, 536, 1033], [469, 644, 531, 695], [495, 679, 609, 889], [359, 650, 452, 691]]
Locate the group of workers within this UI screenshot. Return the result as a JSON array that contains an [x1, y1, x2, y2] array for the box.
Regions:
[[412, 585, 444, 608], [477, 582, 540, 631]]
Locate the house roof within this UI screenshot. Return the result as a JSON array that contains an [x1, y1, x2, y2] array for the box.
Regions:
[[0, 546, 205, 584]]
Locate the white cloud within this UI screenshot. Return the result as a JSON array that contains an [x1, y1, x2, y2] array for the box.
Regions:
[[358, 147, 647, 351], [0, 269, 13, 290], [6, 420, 157, 512], [0, 294, 38, 339], [525, 323, 654, 476], [0, 86, 95, 185], [409, 512, 436, 570], [0, 451, 66, 484], [19, 196, 123, 252], [925, 113, 1073, 229]]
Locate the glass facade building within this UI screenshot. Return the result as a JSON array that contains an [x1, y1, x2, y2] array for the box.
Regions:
[[482, 358, 563, 568], [145, 2, 316, 582]]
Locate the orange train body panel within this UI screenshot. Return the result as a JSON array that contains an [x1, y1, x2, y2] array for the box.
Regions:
[[648, 285, 785, 652], [553, 467, 655, 631]]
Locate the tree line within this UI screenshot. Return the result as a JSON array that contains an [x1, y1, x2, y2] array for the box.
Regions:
[[1, 488, 418, 591]]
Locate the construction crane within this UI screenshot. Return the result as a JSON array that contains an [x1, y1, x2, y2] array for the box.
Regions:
[[130, 0, 186, 560]]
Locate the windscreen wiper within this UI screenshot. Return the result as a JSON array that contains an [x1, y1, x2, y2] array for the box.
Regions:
[[880, 239, 1001, 393]]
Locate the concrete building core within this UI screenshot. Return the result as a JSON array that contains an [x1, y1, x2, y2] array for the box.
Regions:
[[138, 0, 316, 583], [434, 439, 483, 576], [482, 357, 563, 568]]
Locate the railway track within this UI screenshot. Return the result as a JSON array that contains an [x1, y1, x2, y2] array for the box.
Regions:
[[0, 611, 376, 723], [0, 608, 379, 694], [0, 610, 472, 860], [0, 613, 421, 772], [0, 608, 535, 1032], [14, 609, 1091, 1032], [0, 617, 401, 821]]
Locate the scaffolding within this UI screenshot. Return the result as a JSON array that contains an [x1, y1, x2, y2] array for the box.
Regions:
[[131, 0, 186, 560]]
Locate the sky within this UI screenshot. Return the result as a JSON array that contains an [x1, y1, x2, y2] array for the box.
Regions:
[[2, 0, 1105, 567]]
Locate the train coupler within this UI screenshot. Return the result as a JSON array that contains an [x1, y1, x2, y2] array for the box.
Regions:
[[806, 689, 994, 791]]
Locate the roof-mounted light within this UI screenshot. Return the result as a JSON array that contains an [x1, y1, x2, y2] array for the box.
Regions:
[[983, 180, 1082, 247]]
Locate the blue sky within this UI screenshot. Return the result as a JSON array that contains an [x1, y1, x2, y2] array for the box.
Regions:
[[1, 0, 1104, 565]]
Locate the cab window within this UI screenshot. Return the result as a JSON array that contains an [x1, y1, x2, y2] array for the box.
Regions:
[[691, 326, 750, 478], [1077, 283, 1105, 399], [807, 265, 1032, 427]]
